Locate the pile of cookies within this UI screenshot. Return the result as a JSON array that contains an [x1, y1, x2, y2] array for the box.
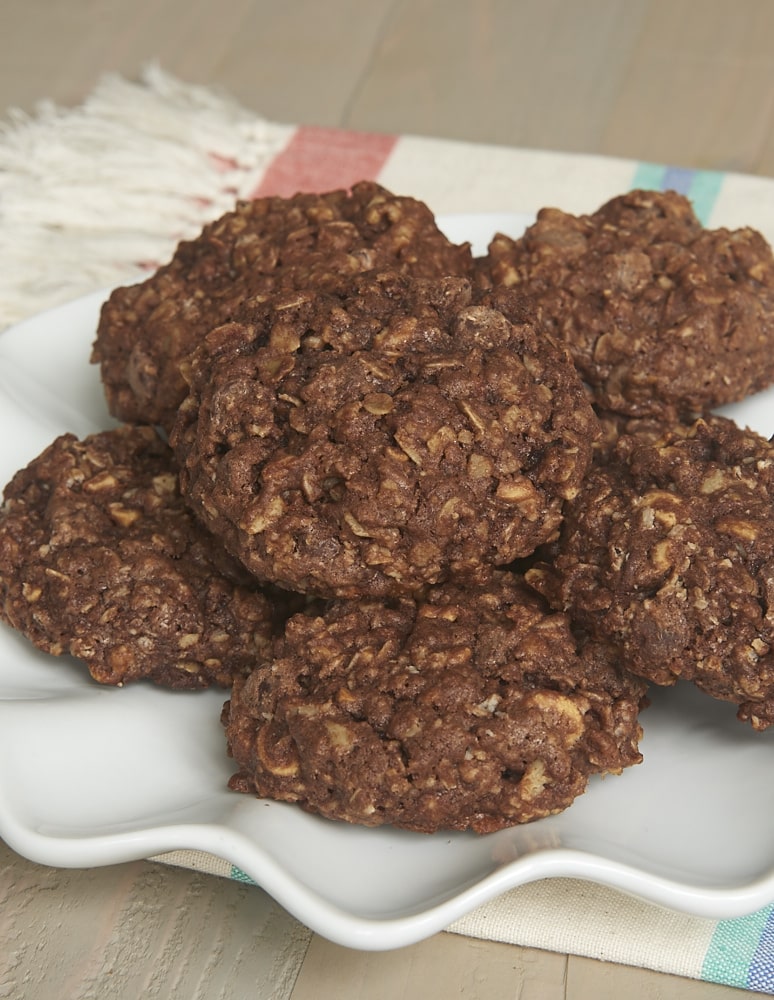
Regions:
[[2, 182, 774, 834]]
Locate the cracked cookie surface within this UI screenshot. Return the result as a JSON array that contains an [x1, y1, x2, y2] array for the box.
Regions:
[[480, 189, 774, 418], [92, 181, 474, 430], [0, 425, 276, 688], [223, 571, 646, 833], [527, 415, 774, 729], [172, 275, 597, 598]]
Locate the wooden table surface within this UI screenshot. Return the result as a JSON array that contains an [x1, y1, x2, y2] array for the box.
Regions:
[[3, 2, 774, 996]]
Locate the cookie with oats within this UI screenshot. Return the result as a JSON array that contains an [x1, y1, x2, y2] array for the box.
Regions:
[[591, 407, 699, 463], [92, 181, 474, 430], [171, 274, 597, 598], [0, 425, 276, 688], [480, 189, 774, 418], [527, 415, 774, 729], [223, 571, 646, 834]]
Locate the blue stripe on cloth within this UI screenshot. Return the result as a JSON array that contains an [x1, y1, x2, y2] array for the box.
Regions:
[[661, 165, 696, 195], [746, 906, 774, 994], [701, 904, 774, 991], [630, 162, 725, 225]]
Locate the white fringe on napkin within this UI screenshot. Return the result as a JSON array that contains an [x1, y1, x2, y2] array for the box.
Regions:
[[0, 64, 292, 329]]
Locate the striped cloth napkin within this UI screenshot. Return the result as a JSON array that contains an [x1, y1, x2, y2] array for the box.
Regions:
[[2, 64, 774, 995]]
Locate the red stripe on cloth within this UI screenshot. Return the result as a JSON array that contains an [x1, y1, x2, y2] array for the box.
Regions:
[[251, 125, 398, 198]]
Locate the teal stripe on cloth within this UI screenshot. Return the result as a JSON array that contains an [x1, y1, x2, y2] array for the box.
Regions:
[[684, 169, 724, 225], [701, 904, 774, 990], [631, 162, 725, 225], [632, 161, 667, 193], [230, 864, 258, 885]]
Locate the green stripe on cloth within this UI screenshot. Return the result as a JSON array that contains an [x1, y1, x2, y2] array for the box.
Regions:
[[685, 169, 724, 225], [631, 161, 669, 192], [701, 904, 774, 989], [230, 864, 258, 885]]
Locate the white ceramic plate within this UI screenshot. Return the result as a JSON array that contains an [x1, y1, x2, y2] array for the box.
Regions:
[[2, 214, 774, 952]]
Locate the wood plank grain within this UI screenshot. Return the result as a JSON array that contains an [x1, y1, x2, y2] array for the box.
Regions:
[[290, 932, 568, 1000], [600, 0, 774, 172], [0, 843, 311, 1000], [567, 954, 749, 999], [344, 0, 648, 150], [1, 0, 248, 110], [1, 0, 395, 126], [210, 0, 397, 126]]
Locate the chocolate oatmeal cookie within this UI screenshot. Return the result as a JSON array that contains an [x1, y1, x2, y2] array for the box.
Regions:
[[223, 572, 646, 833], [480, 189, 774, 418], [527, 415, 774, 729], [172, 275, 597, 598], [0, 425, 276, 688], [92, 182, 474, 429], [591, 407, 694, 464]]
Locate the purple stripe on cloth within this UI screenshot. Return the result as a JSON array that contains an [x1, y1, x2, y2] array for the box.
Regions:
[[660, 165, 696, 196]]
